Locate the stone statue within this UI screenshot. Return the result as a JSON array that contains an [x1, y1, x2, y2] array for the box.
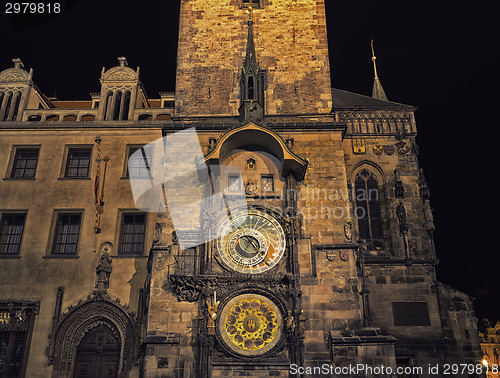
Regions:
[[95, 249, 113, 290], [298, 310, 308, 335], [396, 202, 409, 234], [206, 300, 220, 335], [286, 310, 295, 335], [423, 199, 435, 232]]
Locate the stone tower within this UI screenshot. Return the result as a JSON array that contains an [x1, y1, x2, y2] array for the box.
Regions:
[[174, 0, 332, 116]]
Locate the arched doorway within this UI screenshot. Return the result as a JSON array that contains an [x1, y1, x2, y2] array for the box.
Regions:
[[73, 325, 120, 378]]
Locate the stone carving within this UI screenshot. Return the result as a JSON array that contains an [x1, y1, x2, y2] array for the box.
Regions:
[[118, 56, 128, 67], [298, 310, 308, 335], [394, 169, 405, 199], [396, 202, 409, 234], [383, 145, 395, 155], [286, 310, 296, 335], [206, 299, 220, 335], [153, 223, 162, 244], [12, 58, 24, 68], [244, 179, 258, 196], [344, 221, 352, 241], [169, 275, 203, 302], [172, 230, 179, 245], [95, 249, 112, 291], [423, 199, 435, 232]]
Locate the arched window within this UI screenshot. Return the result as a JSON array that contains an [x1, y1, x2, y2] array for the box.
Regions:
[[121, 90, 131, 120], [2, 91, 13, 121], [104, 91, 113, 120], [248, 76, 254, 100], [354, 169, 383, 242], [113, 90, 122, 120], [11, 91, 22, 121]]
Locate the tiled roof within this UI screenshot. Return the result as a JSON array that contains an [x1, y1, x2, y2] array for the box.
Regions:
[[332, 88, 415, 110], [52, 100, 92, 109]]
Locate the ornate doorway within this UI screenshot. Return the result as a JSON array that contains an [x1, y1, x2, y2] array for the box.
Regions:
[[73, 325, 120, 378]]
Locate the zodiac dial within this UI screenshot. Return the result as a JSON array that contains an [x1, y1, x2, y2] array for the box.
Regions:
[[219, 294, 283, 356], [217, 209, 286, 274]]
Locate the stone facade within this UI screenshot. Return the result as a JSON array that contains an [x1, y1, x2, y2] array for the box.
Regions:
[[0, 0, 483, 377]]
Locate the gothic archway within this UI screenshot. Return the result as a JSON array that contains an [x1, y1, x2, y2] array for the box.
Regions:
[[73, 324, 120, 378], [49, 294, 138, 378]]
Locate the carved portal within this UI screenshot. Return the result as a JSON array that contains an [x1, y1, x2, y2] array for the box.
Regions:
[[48, 292, 138, 377]]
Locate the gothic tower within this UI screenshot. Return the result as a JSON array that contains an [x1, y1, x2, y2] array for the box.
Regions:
[[142, 1, 482, 377]]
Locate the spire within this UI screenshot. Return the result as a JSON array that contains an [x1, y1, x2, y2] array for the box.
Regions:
[[243, 6, 258, 73], [239, 5, 264, 123], [371, 40, 388, 101]]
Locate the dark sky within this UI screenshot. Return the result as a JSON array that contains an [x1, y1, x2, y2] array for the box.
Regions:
[[1, 1, 498, 321]]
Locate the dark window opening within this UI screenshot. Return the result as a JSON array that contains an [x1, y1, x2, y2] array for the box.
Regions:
[[354, 169, 382, 243], [248, 76, 255, 100], [65, 148, 91, 178], [11, 148, 39, 178], [0, 213, 26, 255], [118, 213, 146, 255], [52, 213, 82, 255]]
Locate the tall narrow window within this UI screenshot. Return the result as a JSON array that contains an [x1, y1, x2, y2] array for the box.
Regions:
[[248, 76, 255, 100], [121, 90, 131, 120], [0, 213, 26, 255], [113, 91, 122, 120], [10, 92, 22, 121], [10, 148, 39, 179], [118, 213, 146, 255], [0, 302, 37, 378], [104, 91, 113, 120], [354, 169, 382, 242], [52, 213, 82, 255], [64, 148, 91, 178], [2, 91, 13, 121], [126, 146, 152, 178]]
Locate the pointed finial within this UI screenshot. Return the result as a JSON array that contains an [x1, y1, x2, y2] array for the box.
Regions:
[[370, 40, 388, 101]]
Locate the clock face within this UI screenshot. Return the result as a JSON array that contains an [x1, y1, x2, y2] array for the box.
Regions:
[[219, 294, 283, 356], [217, 209, 285, 274]]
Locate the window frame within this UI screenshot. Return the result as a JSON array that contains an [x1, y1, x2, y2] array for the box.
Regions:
[[351, 166, 386, 250], [240, 0, 263, 9], [117, 211, 147, 256], [0, 211, 27, 256], [62, 145, 93, 179], [261, 174, 274, 192], [49, 211, 84, 257], [123, 145, 154, 179], [8, 146, 40, 179]]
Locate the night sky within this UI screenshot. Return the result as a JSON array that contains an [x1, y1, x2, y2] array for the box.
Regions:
[[1, 1, 498, 321]]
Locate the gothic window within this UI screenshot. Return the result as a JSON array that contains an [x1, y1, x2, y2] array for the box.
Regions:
[[51, 213, 82, 255], [261, 175, 274, 192], [126, 146, 152, 178], [121, 90, 131, 120], [0, 303, 37, 378], [64, 148, 91, 178], [354, 169, 382, 242], [1, 91, 12, 121], [118, 213, 146, 255], [248, 76, 255, 100], [10, 147, 39, 179], [0, 213, 26, 255]]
